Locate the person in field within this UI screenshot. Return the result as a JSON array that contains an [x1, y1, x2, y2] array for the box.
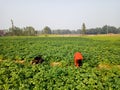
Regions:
[[74, 52, 83, 67], [31, 55, 44, 64]]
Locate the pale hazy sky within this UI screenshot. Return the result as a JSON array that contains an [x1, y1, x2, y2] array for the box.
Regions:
[[0, 0, 120, 30]]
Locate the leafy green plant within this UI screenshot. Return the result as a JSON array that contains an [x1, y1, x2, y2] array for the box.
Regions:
[[0, 36, 120, 89]]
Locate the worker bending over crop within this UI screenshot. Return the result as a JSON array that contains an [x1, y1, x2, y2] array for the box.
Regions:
[[74, 52, 83, 67]]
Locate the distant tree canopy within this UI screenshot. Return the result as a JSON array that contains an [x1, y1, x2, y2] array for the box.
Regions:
[[42, 26, 51, 34], [8, 26, 22, 36], [86, 25, 120, 34], [23, 26, 36, 36], [4, 25, 120, 36], [82, 23, 86, 35], [52, 29, 71, 34], [7, 26, 36, 36], [7, 19, 23, 36], [6, 19, 36, 36], [1, 19, 120, 36]]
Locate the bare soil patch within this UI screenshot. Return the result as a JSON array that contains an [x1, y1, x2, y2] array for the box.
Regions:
[[98, 63, 111, 70], [50, 62, 62, 67], [97, 63, 120, 70], [15, 60, 25, 64]]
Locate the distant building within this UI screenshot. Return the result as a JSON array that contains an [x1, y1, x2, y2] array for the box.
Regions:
[[0, 30, 8, 36]]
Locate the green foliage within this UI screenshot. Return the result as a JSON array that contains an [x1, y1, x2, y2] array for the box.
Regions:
[[8, 26, 36, 36], [9, 26, 23, 36], [42, 26, 52, 34], [23, 26, 36, 36], [82, 23, 86, 35], [0, 36, 120, 89]]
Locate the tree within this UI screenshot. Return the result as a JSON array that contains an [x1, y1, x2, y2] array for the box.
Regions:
[[108, 26, 117, 34], [23, 26, 36, 36], [118, 27, 120, 33], [11, 19, 14, 29], [42, 26, 51, 34], [102, 25, 118, 34], [102, 25, 108, 34], [7, 19, 22, 36], [9, 26, 22, 36], [82, 23, 86, 35]]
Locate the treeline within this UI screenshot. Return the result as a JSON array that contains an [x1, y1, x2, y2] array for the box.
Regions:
[[39, 25, 120, 35], [5, 26, 37, 36], [0, 25, 120, 36], [85, 25, 120, 34]]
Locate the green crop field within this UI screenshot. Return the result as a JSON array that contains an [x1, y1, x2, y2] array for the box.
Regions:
[[0, 35, 120, 90]]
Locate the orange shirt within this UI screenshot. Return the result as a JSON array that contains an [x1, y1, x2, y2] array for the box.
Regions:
[[74, 52, 83, 61]]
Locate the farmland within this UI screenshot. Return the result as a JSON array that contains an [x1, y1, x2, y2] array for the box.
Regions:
[[0, 35, 120, 90]]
